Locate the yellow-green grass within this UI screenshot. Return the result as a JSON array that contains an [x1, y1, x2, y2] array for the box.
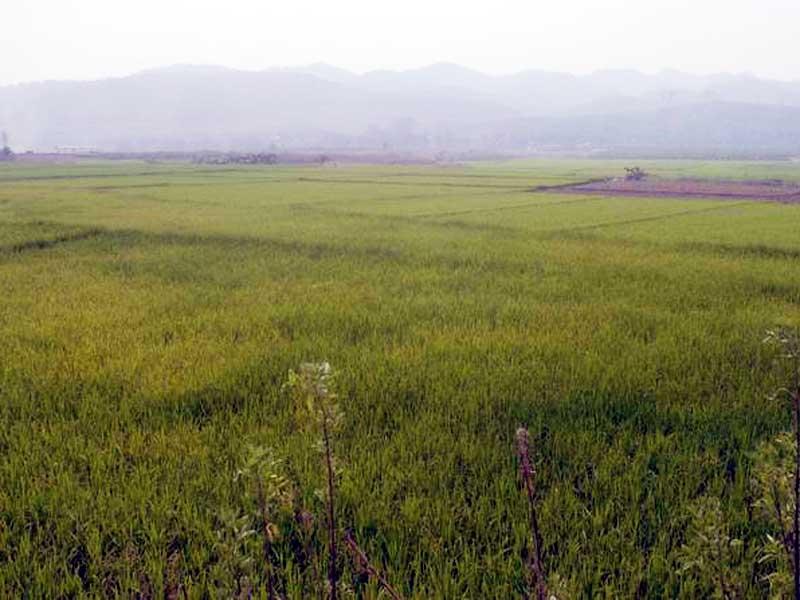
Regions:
[[1, 159, 799, 597]]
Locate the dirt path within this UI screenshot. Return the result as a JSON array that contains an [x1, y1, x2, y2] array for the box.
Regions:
[[545, 177, 800, 203]]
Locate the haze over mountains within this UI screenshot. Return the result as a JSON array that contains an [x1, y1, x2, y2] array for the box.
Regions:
[[2, 63, 800, 156]]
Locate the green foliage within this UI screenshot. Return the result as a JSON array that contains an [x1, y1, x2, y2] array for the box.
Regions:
[[752, 432, 796, 597], [750, 329, 800, 597], [677, 496, 750, 598], [236, 444, 293, 531], [211, 507, 259, 596], [287, 362, 344, 439], [0, 160, 800, 596], [286, 361, 344, 599]]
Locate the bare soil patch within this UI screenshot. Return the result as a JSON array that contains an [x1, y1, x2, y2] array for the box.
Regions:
[[553, 177, 800, 203]]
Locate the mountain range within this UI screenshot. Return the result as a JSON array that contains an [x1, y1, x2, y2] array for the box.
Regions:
[[2, 63, 800, 156]]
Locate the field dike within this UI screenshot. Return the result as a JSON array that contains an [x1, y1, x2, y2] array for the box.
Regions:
[[1, 227, 105, 255]]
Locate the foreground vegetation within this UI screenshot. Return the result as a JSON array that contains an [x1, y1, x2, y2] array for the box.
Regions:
[[1, 159, 800, 597]]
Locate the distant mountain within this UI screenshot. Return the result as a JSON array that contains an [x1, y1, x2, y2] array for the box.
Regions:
[[1, 64, 800, 155], [490, 102, 800, 155]]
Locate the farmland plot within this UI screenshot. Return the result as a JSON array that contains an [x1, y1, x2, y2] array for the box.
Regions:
[[1, 160, 799, 597]]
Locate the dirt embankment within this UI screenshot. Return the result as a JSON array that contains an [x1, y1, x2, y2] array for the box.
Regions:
[[549, 177, 800, 203]]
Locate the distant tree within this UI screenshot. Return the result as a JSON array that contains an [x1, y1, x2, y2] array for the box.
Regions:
[[0, 131, 14, 162], [624, 166, 647, 181]]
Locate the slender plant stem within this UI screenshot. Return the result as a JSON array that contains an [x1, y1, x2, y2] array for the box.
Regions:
[[793, 351, 800, 600], [257, 478, 276, 600], [516, 428, 547, 600], [343, 529, 404, 600], [714, 533, 732, 600], [295, 508, 321, 599], [322, 417, 339, 600]]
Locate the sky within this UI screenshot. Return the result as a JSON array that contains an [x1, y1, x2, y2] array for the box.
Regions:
[[4, 0, 800, 85]]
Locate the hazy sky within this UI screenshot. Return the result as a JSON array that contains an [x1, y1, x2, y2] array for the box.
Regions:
[[5, 0, 800, 85]]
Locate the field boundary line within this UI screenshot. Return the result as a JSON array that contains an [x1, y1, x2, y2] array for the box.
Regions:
[[0, 166, 284, 183], [411, 195, 599, 218], [295, 176, 530, 190], [546, 201, 753, 235], [0, 228, 105, 256], [527, 177, 611, 192]]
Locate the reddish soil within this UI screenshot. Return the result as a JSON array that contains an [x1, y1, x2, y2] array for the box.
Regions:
[[555, 177, 800, 203]]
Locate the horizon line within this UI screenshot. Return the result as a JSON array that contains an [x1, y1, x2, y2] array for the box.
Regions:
[[2, 61, 797, 88]]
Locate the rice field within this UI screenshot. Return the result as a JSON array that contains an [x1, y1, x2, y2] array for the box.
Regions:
[[1, 159, 800, 597]]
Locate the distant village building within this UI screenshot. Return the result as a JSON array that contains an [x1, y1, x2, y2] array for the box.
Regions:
[[54, 146, 100, 155], [193, 153, 278, 165]]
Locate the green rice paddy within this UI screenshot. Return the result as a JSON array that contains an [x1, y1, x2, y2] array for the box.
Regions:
[[1, 159, 799, 597]]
